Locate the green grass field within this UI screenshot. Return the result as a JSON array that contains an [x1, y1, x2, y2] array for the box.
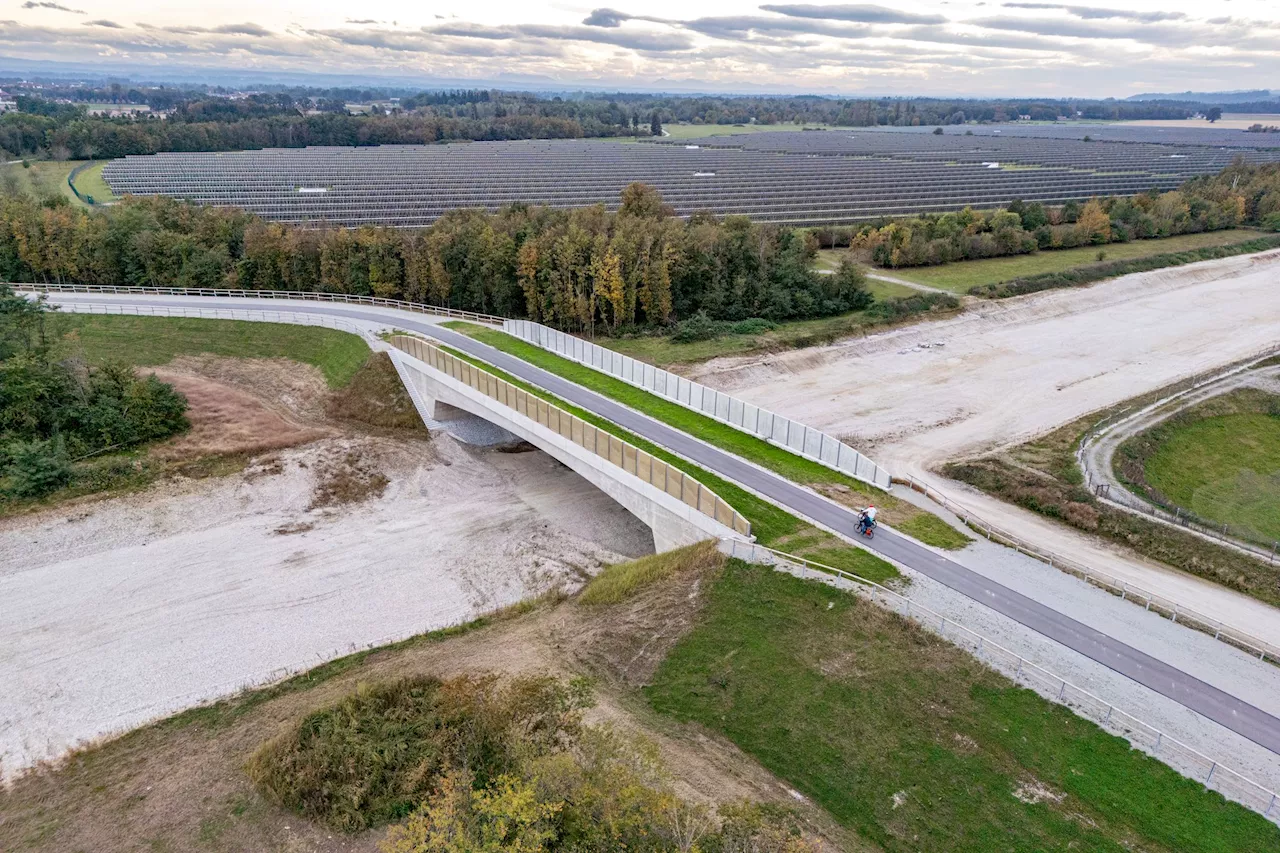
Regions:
[[1, 159, 117, 207], [69, 161, 117, 203], [646, 560, 1280, 852], [1145, 411, 1280, 543], [56, 314, 370, 387], [440, 322, 971, 552], [888, 229, 1265, 293]]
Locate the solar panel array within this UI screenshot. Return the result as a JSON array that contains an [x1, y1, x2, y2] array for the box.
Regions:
[[101, 129, 1280, 229], [837, 122, 1280, 149]]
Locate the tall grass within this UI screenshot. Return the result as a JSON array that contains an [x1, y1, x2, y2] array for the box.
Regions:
[[579, 541, 724, 605]]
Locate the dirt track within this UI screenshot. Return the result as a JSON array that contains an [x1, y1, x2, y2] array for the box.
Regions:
[[688, 249, 1280, 637]]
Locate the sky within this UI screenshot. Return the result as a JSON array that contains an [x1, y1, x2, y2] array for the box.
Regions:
[[3, 1, 1279, 96]]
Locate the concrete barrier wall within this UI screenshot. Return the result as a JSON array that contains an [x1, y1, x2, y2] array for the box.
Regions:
[[503, 319, 892, 490], [390, 335, 752, 539]]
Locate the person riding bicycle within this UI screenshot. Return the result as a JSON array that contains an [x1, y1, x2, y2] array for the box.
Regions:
[[859, 504, 878, 534]]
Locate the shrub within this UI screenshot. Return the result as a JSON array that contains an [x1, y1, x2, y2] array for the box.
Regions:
[[247, 675, 592, 831], [671, 311, 720, 343], [3, 437, 70, 498], [728, 317, 778, 335]]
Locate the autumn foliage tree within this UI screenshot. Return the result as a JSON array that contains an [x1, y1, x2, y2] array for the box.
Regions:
[[0, 183, 866, 332]]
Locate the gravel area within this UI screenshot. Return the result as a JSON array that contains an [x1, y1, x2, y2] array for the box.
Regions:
[[0, 435, 653, 780]]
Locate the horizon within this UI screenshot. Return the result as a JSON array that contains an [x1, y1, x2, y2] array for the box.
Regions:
[[2, 1, 1278, 98]]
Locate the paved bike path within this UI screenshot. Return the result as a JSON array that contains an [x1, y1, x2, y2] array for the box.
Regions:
[[47, 294, 1280, 756]]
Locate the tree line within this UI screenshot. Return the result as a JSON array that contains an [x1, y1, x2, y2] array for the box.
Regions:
[[5, 82, 1258, 161], [846, 161, 1280, 268], [0, 284, 189, 499], [0, 183, 871, 332]]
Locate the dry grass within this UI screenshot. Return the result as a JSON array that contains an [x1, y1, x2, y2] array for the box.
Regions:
[[147, 370, 328, 462], [327, 352, 428, 434], [579, 540, 724, 606]]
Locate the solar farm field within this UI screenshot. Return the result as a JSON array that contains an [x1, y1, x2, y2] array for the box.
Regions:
[[100, 127, 1280, 229]]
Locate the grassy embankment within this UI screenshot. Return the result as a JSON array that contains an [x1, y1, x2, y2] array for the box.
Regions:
[[646, 558, 1280, 852], [439, 322, 970, 552], [1, 314, 372, 516], [881, 229, 1274, 295], [1116, 388, 1280, 545], [59, 313, 370, 387], [946, 380, 1280, 607]]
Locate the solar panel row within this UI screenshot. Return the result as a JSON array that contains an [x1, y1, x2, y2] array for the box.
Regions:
[[101, 130, 1280, 229]]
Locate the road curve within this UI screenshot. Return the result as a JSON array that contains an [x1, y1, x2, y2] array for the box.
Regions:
[[43, 292, 1280, 757]]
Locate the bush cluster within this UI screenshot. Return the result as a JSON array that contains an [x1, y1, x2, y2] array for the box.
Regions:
[[0, 285, 188, 500], [249, 673, 818, 852]]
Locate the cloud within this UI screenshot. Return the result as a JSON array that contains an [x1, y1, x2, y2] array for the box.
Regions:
[[758, 4, 948, 25], [345, 19, 378, 25], [21, 1, 84, 13], [1001, 3, 1186, 22], [583, 8, 630, 27], [82, 19, 123, 28], [209, 23, 271, 37], [424, 21, 694, 51]]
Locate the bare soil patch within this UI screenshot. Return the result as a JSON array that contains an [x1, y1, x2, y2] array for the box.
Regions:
[[147, 369, 328, 462], [307, 448, 391, 510]]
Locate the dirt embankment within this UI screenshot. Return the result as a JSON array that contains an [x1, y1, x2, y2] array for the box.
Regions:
[[0, 351, 656, 783]]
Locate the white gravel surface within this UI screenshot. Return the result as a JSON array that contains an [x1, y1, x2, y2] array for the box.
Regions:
[[689, 250, 1280, 641], [0, 435, 652, 780]]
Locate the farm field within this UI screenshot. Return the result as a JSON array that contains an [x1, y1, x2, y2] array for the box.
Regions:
[[100, 128, 1280, 229], [1140, 393, 1280, 544], [883, 229, 1268, 292]]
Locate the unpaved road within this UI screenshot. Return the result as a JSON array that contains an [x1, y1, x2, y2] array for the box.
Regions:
[[688, 250, 1280, 639], [0, 436, 652, 779]]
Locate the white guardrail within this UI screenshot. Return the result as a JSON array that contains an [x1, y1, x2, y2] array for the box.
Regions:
[[725, 539, 1280, 824], [14, 283, 506, 326], [504, 319, 893, 490]]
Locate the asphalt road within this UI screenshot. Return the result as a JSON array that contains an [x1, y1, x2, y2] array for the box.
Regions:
[[44, 293, 1280, 757]]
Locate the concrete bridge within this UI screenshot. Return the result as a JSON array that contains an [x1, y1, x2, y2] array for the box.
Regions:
[[21, 286, 1280, 765], [388, 334, 751, 552]]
